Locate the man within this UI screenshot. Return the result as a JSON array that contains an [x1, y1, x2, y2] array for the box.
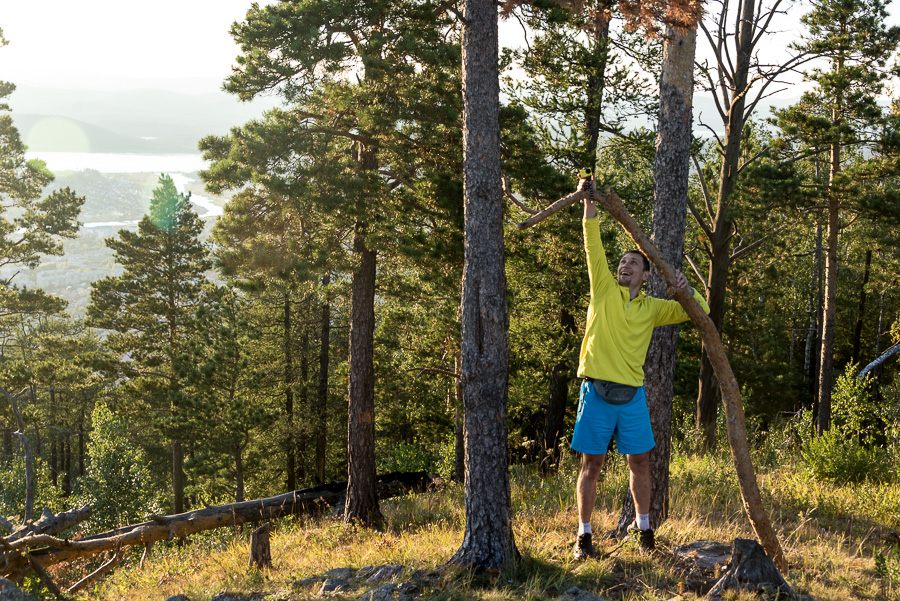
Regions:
[[572, 177, 710, 560]]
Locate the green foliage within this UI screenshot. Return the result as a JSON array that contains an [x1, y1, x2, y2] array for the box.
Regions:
[[876, 545, 900, 598], [75, 403, 161, 530], [0, 454, 66, 520], [831, 363, 880, 444], [800, 427, 891, 484], [377, 440, 437, 474]]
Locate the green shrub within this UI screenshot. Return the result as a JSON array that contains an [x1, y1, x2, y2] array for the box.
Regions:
[[0, 454, 66, 521], [377, 440, 437, 474], [75, 403, 161, 530], [800, 428, 891, 484], [876, 545, 900, 598]]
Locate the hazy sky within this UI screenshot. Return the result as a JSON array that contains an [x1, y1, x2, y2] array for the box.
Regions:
[[1, 0, 266, 93]]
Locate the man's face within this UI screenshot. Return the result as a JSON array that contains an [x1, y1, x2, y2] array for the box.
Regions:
[[617, 252, 649, 288]]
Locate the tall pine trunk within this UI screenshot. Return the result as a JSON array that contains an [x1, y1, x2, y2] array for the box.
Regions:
[[344, 218, 380, 525], [344, 139, 381, 525], [450, 0, 516, 569], [316, 274, 331, 485], [817, 131, 842, 435], [851, 249, 872, 363], [284, 292, 296, 492], [618, 24, 696, 534]]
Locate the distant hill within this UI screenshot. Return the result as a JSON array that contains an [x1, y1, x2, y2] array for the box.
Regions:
[[8, 85, 280, 154]]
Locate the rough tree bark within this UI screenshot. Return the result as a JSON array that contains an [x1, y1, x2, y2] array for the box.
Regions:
[[344, 216, 380, 526], [617, 23, 696, 534], [449, 0, 517, 570]]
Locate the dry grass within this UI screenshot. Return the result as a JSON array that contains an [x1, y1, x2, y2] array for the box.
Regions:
[[34, 448, 900, 601]]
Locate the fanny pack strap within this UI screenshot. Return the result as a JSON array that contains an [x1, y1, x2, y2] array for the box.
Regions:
[[586, 378, 638, 405]]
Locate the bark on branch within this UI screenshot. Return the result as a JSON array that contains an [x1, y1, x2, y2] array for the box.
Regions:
[[859, 341, 900, 380], [590, 186, 788, 573], [515, 189, 588, 230]]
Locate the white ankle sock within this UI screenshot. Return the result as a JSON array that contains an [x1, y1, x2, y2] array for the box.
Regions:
[[637, 513, 650, 531], [578, 522, 592, 535]]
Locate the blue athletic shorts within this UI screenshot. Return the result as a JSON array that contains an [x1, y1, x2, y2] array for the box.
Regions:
[[571, 380, 656, 456]]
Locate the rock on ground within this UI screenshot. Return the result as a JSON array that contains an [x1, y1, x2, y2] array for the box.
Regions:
[[559, 586, 609, 601], [0, 579, 36, 601]]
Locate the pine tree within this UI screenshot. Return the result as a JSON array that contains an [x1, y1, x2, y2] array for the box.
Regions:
[[203, 0, 462, 525], [87, 174, 211, 514], [775, 0, 900, 433], [1, 29, 83, 334]]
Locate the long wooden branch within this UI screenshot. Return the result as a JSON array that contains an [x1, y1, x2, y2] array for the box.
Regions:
[[515, 189, 587, 230], [591, 186, 788, 573], [3, 472, 436, 579]]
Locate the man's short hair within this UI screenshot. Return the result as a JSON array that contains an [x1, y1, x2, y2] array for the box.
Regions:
[[622, 250, 650, 272]]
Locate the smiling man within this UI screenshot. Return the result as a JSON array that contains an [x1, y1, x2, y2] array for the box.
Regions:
[[571, 177, 710, 561]]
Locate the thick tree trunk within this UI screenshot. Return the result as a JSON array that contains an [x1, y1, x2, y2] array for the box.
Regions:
[[454, 354, 465, 483], [344, 220, 380, 526], [450, 0, 517, 570], [583, 2, 611, 170], [284, 292, 296, 492], [617, 23, 696, 535], [316, 274, 331, 485], [851, 249, 872, 364]]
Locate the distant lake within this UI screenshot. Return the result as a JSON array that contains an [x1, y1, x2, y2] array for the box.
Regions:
[[25, 152, 209, 174]]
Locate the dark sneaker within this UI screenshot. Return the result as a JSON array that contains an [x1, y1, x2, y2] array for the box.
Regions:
[[638, 527, 655, 550], [572, 533, 593, 561], [627, 520, 655, 550]]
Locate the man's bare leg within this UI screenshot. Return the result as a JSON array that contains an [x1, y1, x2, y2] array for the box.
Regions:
[[573, 452, 606, 559], [626, 451, 651, 516], [577, 452, 606, 525], [626, 451, 655, 549]]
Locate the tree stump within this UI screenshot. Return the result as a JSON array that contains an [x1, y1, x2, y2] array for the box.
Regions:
[[707, 539, 795, 600], [248, 522, 271, 569]]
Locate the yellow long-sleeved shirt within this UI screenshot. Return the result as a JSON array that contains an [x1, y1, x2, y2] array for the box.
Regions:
[[577, 217, 711, 387]]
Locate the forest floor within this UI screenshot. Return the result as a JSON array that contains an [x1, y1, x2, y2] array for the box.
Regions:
[[40, 445, 900, 601]]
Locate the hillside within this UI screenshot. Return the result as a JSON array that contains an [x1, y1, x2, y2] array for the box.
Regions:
[[0, 168, 225, 315], [8, 85, 279, 154], [9, 451, 899, 601]]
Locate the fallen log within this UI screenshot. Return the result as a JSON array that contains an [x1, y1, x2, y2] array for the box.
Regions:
[[2, 471, 435, 580], [3, 506, 92, 545], [589, 186, 787, 573]]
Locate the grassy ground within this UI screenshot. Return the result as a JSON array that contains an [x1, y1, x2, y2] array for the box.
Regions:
[[42, 445, 900, 601]]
